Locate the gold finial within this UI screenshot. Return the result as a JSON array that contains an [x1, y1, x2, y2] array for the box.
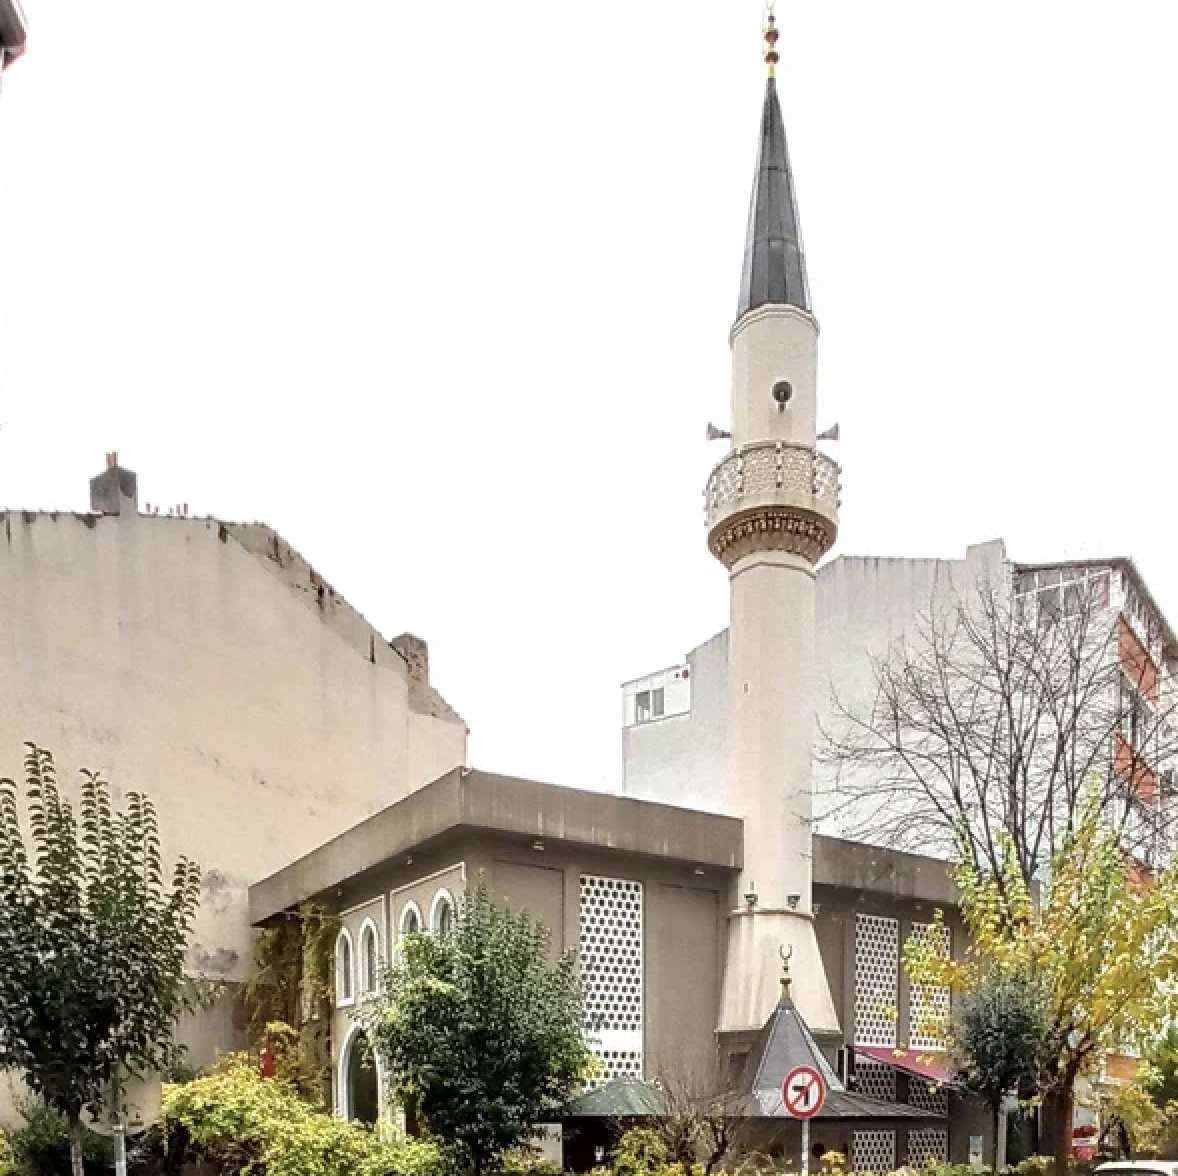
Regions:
[[779, 944, 793, 997], [763, 8, 780, 78]]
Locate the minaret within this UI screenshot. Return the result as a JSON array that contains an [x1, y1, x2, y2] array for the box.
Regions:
[[707, 12, 841, 1039]]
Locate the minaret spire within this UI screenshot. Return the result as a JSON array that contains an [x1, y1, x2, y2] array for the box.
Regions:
[[737, 9, 810, 320]]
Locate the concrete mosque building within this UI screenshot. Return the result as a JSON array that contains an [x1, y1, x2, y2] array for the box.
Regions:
[[251, 17, 993, 1171]]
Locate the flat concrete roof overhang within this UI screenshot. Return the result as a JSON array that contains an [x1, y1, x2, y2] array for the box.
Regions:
[[813, 835, 957, 907], [249, 768, 745, 925]]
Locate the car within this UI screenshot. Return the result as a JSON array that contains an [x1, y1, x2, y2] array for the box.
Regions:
[[1096, 1164, 1178, 1176]]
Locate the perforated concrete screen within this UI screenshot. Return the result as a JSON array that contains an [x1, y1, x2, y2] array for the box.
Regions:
[[909, 921, 951, 1050], [908, 1128, 949, 1165], [854, 914, 899, 1046], [909, 1078, 949, 1117], [580, 874, 643, 1084], [851, 1130, 895, 1173], [854, 1059, 896, 1103]]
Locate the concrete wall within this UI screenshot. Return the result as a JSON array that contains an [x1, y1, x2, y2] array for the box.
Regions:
[[314, 829, 731, 1114], [0, 505, 466, 1120], [622, 540, 1010, 850]]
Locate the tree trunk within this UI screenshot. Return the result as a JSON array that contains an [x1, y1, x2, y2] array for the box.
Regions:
[[1042, 1083, 1075, 1175], [993, 1106, 1002, 1174], [69, 1116, 85, 1176]]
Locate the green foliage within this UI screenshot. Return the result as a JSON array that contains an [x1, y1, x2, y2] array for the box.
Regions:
[[365, 882, 590, 1176], [611, 1128, 668, 1176], [244, 902, 339, 1103], [1145, 1024, 1178, 1109], [907, 804, 1178, 1169], [0, 744, 202, 1173], [955, 975, 1047, 1118], [161, 1054, 444, 1176], [5, 1101, 113, 1176]]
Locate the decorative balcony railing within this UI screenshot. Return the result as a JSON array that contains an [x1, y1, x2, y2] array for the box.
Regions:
[[704, 440, 840, 530]]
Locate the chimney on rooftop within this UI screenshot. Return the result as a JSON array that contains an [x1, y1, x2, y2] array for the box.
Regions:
[[391, 633, 429, 684], [90, 452, 138, 516]]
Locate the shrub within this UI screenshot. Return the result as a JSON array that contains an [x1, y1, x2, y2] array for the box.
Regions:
[[161, 1055, 444, 1176], [612, 1128, 670, 1176], [5, 1101, 113, 1176]]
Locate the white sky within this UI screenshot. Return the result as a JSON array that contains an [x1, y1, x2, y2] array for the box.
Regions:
[[1, 3, 1176, 793]]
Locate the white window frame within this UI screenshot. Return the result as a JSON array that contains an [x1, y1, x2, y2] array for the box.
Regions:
[[634, 687, 665, 724], [430, 888, 456, 936], [358, 917, 381, 997], [335, 927, 356, 1008], [398, 900, 423, 940]]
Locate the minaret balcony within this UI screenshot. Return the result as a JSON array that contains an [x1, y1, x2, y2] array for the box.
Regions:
[[705, 441, 840, 568]]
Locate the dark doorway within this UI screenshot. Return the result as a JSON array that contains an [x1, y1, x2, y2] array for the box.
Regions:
[[346, 1029, 379, 1125]]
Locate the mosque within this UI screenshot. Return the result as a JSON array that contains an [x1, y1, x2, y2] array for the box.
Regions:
[[249, 15, 990, 1170], [6, 9, 1168, 1171]]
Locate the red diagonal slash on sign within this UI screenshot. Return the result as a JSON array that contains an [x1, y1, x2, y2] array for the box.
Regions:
[[782, 1064, 826, 1119]]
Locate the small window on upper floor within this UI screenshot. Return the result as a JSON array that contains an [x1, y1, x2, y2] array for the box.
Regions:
[[335, 930, 355, 1006], [431, 891, 455, 937], [635, 687, 665, 724], [359, 922, 379, 996], [400, 903, 422, 937]]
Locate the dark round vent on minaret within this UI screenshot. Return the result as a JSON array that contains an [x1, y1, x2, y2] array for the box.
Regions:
[[772, 380, 794, 408]]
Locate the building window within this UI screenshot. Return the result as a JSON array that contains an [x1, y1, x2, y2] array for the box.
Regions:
[[359, 919, 380, 997], [580, 875, 644, 1085], [908, 1128, 949, 1166], [1014, 566, 1112, 626], [908, 921, 951, 1050], [851, 1130, 895, 1173], [400, 902, 422, 938], [335, 929, 355, 1007], [635, 688, 665, 724], [854, 914, 899, 1047], [430, 889, 456, 937], [854, 1059, 895, 1103]]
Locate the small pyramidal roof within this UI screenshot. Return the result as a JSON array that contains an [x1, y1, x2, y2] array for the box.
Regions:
[[740, 961, 937, 1121], [736, 13, 810, 320], [741, 973, 844, 1116]]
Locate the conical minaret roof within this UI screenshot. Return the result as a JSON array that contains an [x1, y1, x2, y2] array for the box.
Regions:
[[736, 17, 810, 320]]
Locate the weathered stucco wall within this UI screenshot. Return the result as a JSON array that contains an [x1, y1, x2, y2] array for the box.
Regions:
[[0, 505, 467, 1120]]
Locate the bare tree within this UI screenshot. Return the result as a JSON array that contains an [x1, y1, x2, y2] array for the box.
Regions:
[[820, 568, 1178, 886], [647, 1063, 753, 1176]]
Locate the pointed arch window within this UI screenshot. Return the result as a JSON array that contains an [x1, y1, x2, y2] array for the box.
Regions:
[[335, 928, 355, 1007], [400, 901, 422, 938], [359, 919, 380, 997], [430, 889, 455, 937]]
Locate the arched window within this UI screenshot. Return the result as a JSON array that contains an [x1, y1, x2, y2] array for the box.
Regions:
[[335, 929, 355, 1006], [430, 889, 455, 937], [359, 919, 380, 996], [400, 901, 422, 938]]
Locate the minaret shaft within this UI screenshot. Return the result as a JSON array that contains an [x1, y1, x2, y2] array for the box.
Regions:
[[707, 52, 841, 1038]]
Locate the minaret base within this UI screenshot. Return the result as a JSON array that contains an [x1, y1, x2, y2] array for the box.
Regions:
[[718, 909, 840, 1035]]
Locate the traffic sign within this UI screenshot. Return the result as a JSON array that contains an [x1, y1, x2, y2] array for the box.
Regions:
[[782, 1064, 826, 1120]]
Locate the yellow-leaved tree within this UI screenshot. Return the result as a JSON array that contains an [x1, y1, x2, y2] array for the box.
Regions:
[[907, 804, 1178, 1172]]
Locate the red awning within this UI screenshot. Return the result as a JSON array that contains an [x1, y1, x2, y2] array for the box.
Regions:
[[854, 1046, 954, 1086]]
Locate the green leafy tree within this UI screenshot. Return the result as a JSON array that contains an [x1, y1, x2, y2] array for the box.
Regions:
[[364, 883, 590, 1175], [907, 808, 1178, 1173], [954, 976, 1047, 1171], [0, 744, 202, 1176]]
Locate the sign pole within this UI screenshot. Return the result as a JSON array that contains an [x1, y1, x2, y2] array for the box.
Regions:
[[112, 1119, 127, 1176], [802, 1117, 810, 1176]]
